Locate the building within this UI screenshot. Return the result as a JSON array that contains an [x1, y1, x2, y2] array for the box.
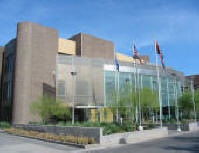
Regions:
[[185, 75, 199, 90], [0, 22, 184, 124]]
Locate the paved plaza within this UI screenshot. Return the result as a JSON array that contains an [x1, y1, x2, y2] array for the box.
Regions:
[[0, 132, 83, 153], [85, 130, 199, 153], [0, 130, 199, 153]]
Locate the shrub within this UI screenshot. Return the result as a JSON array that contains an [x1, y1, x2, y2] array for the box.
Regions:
[[4, 128, 95, 144], [30, 96, 71, 124], [147, 123, 156, 129], [122, 120, 136, 132], [181, 119, 188, 124], [57, 121, 66, 126], [169, 119, 176, 124], [0, 121, 10, 129], [103, 123, 123, 135]]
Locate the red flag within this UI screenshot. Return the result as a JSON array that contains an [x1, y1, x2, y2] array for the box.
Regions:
[[155, 42, 161, 54], [155, 41, 165, 69]]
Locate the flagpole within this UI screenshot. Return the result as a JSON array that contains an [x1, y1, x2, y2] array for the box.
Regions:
[[137, 69, 142, 130], [133, 43, 142, 130], [154, 41, 162, 128], [133, 43, 138, 123], [117, 70, 120, 123], [133, 59, 138, 123], [191, 78, 197, 123], [166, 75, 171, 120], [114, 49, 119, 123], [174, 75, 181, 132]]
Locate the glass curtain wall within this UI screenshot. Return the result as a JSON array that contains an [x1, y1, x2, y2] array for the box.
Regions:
[[104, 69, 182, 119]]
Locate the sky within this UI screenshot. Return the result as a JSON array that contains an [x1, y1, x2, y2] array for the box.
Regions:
[[0, 0, 199, 75]]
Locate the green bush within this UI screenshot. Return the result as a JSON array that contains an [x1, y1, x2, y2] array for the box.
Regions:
[[169, 119, 176, 124], [122, 120, 136, 132], [0, 121, 10, 129], [30, 96, 71, 124], [103, 123, 123, 135], [28, 121, 43, 125], [82, 122, 100, 127], [57, 121, 66, 126], [147, 123, 156, 129], [181, 119, 188, 124]]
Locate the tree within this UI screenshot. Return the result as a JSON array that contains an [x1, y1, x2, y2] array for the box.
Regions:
[[31, 96, 57, 123], [178, 91, 193, 119], [108, 83, 136, 122], [140, 87, 159, 121], [31, 96, 71, 124], [194, 90, 199, 112], [53, 100, 71, 123], [118, 83, 136, 120], [140, 87, 159, 108]]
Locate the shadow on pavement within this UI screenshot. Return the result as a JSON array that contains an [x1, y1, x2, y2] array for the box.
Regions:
[[163, 134, 199, 153], [172, 136, 199, 143], [164, 144, 199, 153]]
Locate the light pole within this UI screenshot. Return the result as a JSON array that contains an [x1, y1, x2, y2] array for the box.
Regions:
[[71, 71, 77, 125], [137, 71, 143, 131], [190, 78, 197, 123], [173, 74, 181, 132], [134, 61, 143, 131]]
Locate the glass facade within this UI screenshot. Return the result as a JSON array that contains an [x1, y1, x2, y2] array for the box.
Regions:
[[104, 70, 182, 108], [57, 55, 183, 114]]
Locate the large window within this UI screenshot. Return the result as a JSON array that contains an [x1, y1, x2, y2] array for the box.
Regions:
[[104, 70, 182, 108]]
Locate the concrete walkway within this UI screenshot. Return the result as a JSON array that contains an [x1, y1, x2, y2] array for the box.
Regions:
[[0, 132, 83, 153]]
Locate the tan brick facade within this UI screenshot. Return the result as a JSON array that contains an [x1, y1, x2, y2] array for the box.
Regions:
[[12, 22, 58, 124]]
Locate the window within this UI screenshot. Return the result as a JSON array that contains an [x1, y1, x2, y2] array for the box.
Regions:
[[57, 80, 65, 96]]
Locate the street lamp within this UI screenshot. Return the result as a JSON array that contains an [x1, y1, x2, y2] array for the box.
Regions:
[[71, 71, 77, 125], [190, 77, 197, 124], [172, 73, 181, 132], [137, 71, 143, 131]]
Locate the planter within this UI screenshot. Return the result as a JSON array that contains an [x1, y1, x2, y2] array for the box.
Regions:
[[166, 122, 199, 131]]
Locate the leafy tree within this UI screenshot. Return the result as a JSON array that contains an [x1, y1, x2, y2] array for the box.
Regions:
[[31, 96, 71, 124], [31, 96, 57, 123], [178, 91, 193, 119], [53, 100, 71, 123], [118, 83, 136, 120], [194, 90, 199, 112], [108, 85, 159, 123], [140, 87, 159, 120], [108, 83, 136, 122]]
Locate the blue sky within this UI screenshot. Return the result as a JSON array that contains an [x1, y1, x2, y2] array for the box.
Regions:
[[0, 0, 199, 75]]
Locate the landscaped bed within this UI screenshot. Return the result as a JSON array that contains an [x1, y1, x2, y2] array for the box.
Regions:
[[3, 128, 95, 145]]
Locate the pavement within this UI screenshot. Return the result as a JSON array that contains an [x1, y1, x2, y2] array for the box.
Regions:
[[82, 130, 199, 153], [0, 129, 199, 153], [0, 132, 84, 153]]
